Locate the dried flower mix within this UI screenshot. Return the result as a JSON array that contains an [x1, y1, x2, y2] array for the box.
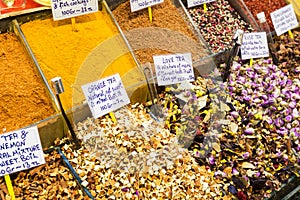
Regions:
[[3, 2, 299, 199], [56, 104, 225, 199], [210, 58, 300, 199], [151, 76, 214, 148], [274, 30, 300, 79], [187, 0, 254, 53]]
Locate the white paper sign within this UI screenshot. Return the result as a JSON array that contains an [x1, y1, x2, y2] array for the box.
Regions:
[[154, 53, 194, 86], [130, 0, 164, 12], [51, 0, 98, 21], [0, 126, 45, 176], [270, 4, 298, 36], [187, 0, 216, 8], [82, 74, 130, 119], [241, 32, 269, 60]]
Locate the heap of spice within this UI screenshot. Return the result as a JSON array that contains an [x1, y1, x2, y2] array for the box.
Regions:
[[187, 0, 254, 53], [274, 30, 300, 79], [0, 33, 55, 133], [58, 103, 226, 199], [202, 58, 300, 199], [112, 0, 210, 64], [21, 11, 138, 110], [1, 150, 88, 199], [243, 0, 287, 31]]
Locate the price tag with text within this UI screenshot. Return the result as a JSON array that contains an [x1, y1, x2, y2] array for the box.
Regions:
[[187, 0, 215, 8], [241, 32, 269, 60], [0, 126, 45, 176], [270, 4, 298, 36], [82, 74, 130, 119], [130, 0, 164, 12], [154, 53, 194, 86], [51, 0, 98, 21]]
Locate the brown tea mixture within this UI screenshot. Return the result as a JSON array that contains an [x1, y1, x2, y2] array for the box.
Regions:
[[0, 33, 55, 133], [12, 151, 88, 199], [112, 0, 210, 64]]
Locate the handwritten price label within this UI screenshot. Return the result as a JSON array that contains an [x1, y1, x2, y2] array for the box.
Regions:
[[82, 74, 130, 119], [0, 126, 45, 176], [154, 53, 194, 86], [270, 4, 298, 36], [241, 32, 269, 60], [51, 0, 98, 20], [187, 0, 215, 8], [130, 0, 164, 12]]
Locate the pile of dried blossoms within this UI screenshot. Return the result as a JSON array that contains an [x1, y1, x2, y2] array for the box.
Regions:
[[57, 103, 226, 199]]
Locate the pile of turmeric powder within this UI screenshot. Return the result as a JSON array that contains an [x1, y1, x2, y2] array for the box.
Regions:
[[21, 11, 140, 110]]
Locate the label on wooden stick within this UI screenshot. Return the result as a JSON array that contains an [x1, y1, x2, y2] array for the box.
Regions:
[[0, 126, 45, 176]]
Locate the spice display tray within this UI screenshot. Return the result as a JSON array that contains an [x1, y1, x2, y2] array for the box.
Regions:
[[3, 5, 151, 146], [227, 0, 260, 31], [106, 0, 213, 64], [12, 19, 58, 110], [201, 51, 300, 200], [54, 147, 95, 199], [180, 0, 260, 54], [240, 0, 300, 31], [1, 3, 299, 199], [0, 18, 64, 148], [16, 2, 149, 110], [267, 175, 300, 200], [6, 146, 93, 199]]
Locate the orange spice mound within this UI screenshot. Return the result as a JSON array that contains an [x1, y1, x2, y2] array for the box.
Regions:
[[0, 33, 55, 133]]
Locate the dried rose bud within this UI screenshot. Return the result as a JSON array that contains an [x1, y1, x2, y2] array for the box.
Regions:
[[244, 127, 254, 135], [232, 168, 239, 175], [242, 152, 250, 159], [122, 188, 130, 192], [285, 115, 292, 123]]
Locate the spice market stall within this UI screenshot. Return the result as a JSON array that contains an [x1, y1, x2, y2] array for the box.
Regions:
[[0, 0, 300, 199]]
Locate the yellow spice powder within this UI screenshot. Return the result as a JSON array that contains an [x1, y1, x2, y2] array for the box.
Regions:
[[21, 10, 139, 110], [286, 0, 300, 20]]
